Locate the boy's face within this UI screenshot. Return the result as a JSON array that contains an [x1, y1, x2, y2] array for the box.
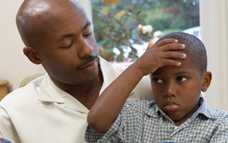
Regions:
[[150, 56, 211, 124]]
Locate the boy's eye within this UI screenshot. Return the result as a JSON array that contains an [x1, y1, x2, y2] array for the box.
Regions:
[[151, 77, 163, 84], [176, 76, 187, 83]]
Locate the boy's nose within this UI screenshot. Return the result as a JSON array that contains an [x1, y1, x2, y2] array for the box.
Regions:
[[165, 81, 177, 97]]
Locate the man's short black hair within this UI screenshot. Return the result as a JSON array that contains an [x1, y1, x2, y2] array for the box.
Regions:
[[157, 32, 207, 72]]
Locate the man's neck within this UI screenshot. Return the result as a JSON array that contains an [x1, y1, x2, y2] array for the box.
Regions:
[[52, 73, 103, 109]]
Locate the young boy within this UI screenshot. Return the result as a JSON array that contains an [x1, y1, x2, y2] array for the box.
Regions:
[[86, 32, 228, 143]]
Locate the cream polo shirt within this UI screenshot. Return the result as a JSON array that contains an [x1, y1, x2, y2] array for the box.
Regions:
[[0, 57, 151, 143]]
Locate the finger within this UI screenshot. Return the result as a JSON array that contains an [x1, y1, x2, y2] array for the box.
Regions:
[[163, 59, 182, 67], [156, 38, 178, 47], [148, 38, 178, 49], [161, 43, 185, 51], [163, 51, 187, 59]]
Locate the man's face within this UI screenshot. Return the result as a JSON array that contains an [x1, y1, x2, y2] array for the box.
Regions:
[[150, 57, 210, 123], [35, 3, 100, 85]]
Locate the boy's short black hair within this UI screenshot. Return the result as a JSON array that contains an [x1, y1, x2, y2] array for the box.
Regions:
[[157, 32, 207, 73]]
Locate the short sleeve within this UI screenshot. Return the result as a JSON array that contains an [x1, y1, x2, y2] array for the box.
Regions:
[[85, 103, 132, 143], [85, 99, 147, 143], [0, 105, 19, 143]]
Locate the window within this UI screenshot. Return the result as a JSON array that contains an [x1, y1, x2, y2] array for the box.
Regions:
[[92, 0, 200, 62]]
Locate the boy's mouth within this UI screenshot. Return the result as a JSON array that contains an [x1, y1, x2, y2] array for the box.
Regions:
[[163, 103, 179, 113]]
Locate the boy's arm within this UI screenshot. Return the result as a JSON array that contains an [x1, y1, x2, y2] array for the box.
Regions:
[[88, 39, 186, 133]]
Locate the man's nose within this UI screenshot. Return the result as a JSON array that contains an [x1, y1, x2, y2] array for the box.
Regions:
[[77, 38, 95, 58]]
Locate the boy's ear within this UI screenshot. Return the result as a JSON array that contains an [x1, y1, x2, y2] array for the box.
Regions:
[[201, 71, 212, 92], [23, 47, 41, 64]]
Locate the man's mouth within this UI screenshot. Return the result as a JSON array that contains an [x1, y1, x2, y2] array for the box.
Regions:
[[78, 58, 98, 70]]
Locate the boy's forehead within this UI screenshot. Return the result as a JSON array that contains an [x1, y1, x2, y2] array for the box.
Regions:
[[152, 57, 198, 76], [152, 32, 207, 77]]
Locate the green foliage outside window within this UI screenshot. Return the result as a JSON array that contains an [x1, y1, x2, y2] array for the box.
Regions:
[[92, 0, 199, 62]]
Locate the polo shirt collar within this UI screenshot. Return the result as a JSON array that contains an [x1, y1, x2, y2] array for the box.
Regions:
[[37, 57, 119, 113], [196, 97, 217, 120], [35, 74, 64, 104]]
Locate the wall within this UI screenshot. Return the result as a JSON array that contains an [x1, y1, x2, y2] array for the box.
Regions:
[[0, 0, 92, 89], [0, 1, 43, 89], [200, 0, 228, 110]]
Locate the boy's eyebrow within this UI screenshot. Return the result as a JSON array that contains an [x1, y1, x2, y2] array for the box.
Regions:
[[151, 71, 190, 77], [175, 71, 190, 75]]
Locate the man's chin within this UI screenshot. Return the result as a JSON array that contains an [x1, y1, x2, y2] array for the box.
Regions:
[[75, 69, 100, 84]]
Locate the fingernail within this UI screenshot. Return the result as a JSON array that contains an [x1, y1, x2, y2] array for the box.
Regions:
[[182, 54, 186, 58], [181, 44, 185, 48], [177, 62, 182, 66], [174, 39, 178, 42]]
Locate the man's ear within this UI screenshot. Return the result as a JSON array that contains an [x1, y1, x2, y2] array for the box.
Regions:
[[201, 71, 212, 92], [23, 47, 41, 64]]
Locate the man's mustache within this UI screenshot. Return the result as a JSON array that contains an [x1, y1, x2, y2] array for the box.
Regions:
[[78, 54, 98, 69]]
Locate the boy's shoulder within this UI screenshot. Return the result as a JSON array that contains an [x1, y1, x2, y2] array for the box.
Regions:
[[206, 106, 228, 121], [122, 99, 156, 116], [201, 104, 228, 130]]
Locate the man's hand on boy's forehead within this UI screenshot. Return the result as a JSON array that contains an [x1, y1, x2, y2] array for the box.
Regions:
[[133, 38, 186, 76]]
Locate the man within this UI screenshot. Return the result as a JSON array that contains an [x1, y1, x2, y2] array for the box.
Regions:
[[0, 0, 150, 142]]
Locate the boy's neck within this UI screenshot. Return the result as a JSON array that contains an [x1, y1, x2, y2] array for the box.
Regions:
[[173, 100, 202, 126]]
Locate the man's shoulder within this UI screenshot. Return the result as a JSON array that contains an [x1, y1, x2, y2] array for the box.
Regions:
[[0, 76, 44, 110]]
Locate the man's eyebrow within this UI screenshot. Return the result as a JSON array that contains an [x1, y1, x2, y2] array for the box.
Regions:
[[58, 22, 91, 41]]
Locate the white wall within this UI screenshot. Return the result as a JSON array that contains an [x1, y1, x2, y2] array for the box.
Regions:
[[0, 0, 92, 89], [0, 1, 43, 89], [78, 0, 93, 23], [200, 0, 228, 110]]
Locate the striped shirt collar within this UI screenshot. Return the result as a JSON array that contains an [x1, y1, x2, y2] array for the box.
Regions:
[[145, 97, 217, 121]]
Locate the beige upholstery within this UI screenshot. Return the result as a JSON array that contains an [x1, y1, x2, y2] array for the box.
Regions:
[[19, 73, 44, 87]]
